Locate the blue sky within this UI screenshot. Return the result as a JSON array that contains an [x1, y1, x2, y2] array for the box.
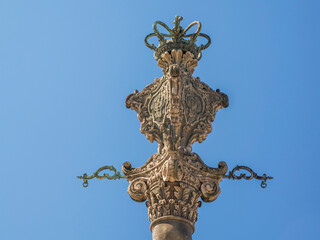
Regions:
[[1, 0, 319, 239]]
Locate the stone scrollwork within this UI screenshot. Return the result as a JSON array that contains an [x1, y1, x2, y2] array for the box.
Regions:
[[200, 179, 221, 203], [124, 148, 228, 230], [128, 178, 148, 202], [124, 152, 226, 229]]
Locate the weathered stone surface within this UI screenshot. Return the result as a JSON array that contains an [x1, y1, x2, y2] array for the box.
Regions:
[[124, 49, 228, 239], [151, 218, 193, 240]]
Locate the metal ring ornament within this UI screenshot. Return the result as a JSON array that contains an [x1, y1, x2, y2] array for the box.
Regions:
[[183, 21, 202, 42], [145, 17, 211, 54], [153, 21, 174, 40], [82, 179, 88, 187], [198, 33, 211, 50], [145, 33, 158, 50]]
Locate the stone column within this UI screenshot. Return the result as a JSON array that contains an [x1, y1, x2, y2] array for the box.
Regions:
[[123, 16, 229, 240], [151, 218, 193, 240], [123, 48, 228, 239]]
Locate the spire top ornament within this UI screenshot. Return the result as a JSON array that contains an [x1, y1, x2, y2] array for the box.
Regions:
[[78, 16, 273, 240], [145, 16, 211, 60]]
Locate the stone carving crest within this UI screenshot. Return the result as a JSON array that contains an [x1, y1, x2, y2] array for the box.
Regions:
[[124, 49, 229, 231]]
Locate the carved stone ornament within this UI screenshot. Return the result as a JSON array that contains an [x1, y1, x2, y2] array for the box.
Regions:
[[124, 17, 229, 232], [76, 16, 273, 240]]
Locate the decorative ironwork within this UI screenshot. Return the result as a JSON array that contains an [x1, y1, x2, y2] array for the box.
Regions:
[[77, 165, 126, 187], [223, 165, 274, 188], [145, 16, 211, 60]]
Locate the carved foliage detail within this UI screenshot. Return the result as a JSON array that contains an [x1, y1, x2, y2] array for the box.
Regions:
[[146, 182, 201, 224], [158, 50, 198, 74]]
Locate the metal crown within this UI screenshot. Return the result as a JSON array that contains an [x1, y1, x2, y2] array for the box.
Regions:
[[145, 16, 211, 61]]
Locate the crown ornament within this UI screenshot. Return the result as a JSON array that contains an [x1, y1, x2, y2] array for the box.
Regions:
[[145, 16, 211, 60]]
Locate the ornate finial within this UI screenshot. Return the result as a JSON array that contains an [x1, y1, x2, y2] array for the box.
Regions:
[[78, 16, 273, 240], [145, 16, 211, 60]]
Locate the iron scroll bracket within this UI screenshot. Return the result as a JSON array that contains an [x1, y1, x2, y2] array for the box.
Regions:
[[77, 165, 126, 187], [223, 165, 273, 188], [77, 165, 273, 189]]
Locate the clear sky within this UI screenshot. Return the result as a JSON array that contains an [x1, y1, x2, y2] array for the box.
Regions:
[[1, 0, 319, 239]]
